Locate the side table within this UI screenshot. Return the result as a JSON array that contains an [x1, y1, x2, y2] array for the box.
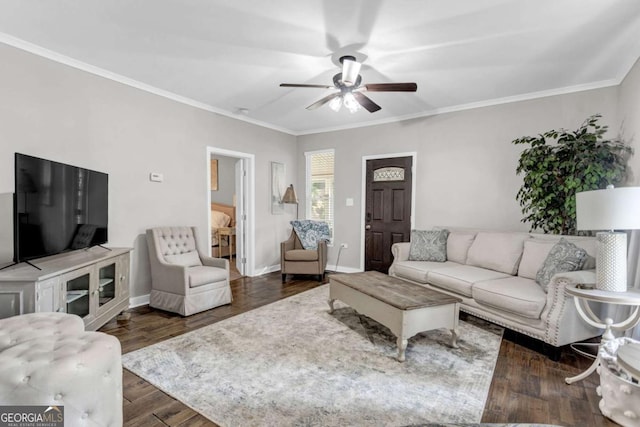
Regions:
[[565, 285, 640, 384], [217, 227, 236, 263]]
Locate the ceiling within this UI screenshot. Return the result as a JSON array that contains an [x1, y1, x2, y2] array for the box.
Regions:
[[1, 1, 639, 135]]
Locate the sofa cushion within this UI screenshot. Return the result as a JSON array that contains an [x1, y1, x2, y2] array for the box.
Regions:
[[473, 277, 547, 319], [408, 229, 449, 261], [466, 232, 528, 275], [536, 238, 587, 291], [392, 260, 460, 283], [428, 265, 511, 297], [518, 240, 555, 280], [446, 231, 477, 264], [165, 250, 202, 267], [188, 266, 228, 288], [285, 249, 319, 261]]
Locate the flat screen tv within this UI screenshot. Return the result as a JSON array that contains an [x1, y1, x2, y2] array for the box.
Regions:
[[14, 153, 108, 263]]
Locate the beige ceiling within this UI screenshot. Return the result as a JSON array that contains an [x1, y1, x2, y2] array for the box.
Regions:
[[1, 0, 639, 135]]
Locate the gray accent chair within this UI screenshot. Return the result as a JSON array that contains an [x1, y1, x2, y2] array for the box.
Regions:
[[146, 226, 232, 316], [280, 229, 328, 282]]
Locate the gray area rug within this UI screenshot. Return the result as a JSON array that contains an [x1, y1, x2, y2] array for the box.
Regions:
[[123, 285, 504, 426]]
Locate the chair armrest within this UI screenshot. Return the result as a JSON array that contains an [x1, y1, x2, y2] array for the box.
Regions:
[[150, 262, 189, 294], [201, 255, 229, 272], [281, 233, 295, 253], [318, 240, 328, 270]]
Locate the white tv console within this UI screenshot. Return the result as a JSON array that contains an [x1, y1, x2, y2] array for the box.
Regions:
[[0, 247, 131, 331]]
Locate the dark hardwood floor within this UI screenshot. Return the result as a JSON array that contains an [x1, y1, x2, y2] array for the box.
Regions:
[[100, 273, 617, 427]]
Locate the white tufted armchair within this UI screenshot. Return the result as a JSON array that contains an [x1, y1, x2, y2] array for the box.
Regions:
[[146, 226, 232, 316]]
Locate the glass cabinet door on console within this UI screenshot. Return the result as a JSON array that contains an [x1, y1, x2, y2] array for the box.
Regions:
[[62, 265, 93, 320], [97, 260, 116, 309]]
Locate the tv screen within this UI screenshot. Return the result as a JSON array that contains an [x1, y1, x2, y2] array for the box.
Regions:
[[14, 153, 108, 262]]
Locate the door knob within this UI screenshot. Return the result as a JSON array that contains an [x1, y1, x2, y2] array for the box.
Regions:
[[365, 225, 371, 230]]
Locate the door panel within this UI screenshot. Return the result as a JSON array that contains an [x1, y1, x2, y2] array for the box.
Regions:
[[392, 189, 405, 220], [365, 156, 413, 273], [372, 190, 384, 220]]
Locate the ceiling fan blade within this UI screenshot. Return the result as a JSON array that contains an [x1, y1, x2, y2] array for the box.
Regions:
[[280, 83, 334, 89], [306, 92, 341, 110], [364, 83, 417, 92], [352, 92, 381, 113]]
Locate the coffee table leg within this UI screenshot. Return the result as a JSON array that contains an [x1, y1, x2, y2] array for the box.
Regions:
[[450, 328, 459, 348], [328, 299, 335, 314], [397, 337, 408, 362]]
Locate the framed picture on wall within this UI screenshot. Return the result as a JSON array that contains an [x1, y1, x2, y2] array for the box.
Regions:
[[211, 159, 218, 191], [271, 161, 285, 214]]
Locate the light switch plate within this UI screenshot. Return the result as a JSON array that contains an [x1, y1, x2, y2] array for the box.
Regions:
[[150, 172, 163, 182], [346, 198, 354, 206]]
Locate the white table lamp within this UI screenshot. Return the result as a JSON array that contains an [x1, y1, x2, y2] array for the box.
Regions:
[[576, 186, 640, 292]]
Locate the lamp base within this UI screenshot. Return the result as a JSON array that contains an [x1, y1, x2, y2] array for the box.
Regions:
[[595, 232, 627, 292]]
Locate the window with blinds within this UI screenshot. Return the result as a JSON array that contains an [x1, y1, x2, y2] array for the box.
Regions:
[[305, 150, 335, 239]]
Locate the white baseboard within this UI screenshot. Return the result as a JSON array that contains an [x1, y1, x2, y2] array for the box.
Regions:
[[251, 264, 281, 276], [253, 264, 361, 276], [329, 266, 363, 274], [129, 294, 150, 308]]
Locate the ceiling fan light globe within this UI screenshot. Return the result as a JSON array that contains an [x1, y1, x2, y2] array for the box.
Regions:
[[342, 59, 362, 86], [328, 96, 342, 112], [343, 92, 360, 113]]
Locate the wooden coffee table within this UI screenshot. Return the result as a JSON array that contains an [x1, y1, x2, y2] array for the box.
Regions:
[[328, 271, 461, 362]]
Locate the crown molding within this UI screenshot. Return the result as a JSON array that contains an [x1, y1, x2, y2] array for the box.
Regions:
[[0, 32, 633, 137], [0, 33, 297, 136], [297, 79, 621, 135]]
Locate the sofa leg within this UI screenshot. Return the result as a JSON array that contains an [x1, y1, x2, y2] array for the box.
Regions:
[[281, 274, 286, 283], [544, 344, 562, 362]]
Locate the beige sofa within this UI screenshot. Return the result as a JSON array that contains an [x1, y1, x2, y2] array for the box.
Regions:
[[389, 228, 601, 357]]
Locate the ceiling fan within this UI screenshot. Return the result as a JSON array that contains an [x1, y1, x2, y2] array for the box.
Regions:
[[280, 55, 417, 113]]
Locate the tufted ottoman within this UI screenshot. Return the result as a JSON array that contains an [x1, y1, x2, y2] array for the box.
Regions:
[[0, 313, 123, 427]]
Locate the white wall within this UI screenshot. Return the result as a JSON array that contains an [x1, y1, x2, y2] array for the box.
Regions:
[[618, 57, 640, 184], [0, 43, 297, 298], [210, 155, 237, 206], [297, 88, 619, 271]]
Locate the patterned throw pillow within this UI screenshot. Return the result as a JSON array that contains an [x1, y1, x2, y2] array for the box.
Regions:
[[408, 229, 450, 262], [535, 238, 587, 291]]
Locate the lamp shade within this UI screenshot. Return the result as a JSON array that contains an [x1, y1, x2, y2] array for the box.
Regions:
[[576, 186, 640, 231], [281, 184, 298, 204]]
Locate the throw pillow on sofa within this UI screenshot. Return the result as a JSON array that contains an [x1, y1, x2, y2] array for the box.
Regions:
[[408, 229, 449, 262], [536, 238, 587, 291]]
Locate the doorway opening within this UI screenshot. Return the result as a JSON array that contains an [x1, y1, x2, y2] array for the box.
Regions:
[[360, 152, 417, 273], [207, 147, 255, 278]]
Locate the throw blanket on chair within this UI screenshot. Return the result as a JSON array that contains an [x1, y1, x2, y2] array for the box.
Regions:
[[291, 220, 331, 250]]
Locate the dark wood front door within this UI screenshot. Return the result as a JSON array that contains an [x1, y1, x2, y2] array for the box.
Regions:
[[365, 156, 413, 273]]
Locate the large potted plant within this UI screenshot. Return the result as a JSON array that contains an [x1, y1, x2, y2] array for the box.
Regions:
[[512, 114, 632, 235]]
